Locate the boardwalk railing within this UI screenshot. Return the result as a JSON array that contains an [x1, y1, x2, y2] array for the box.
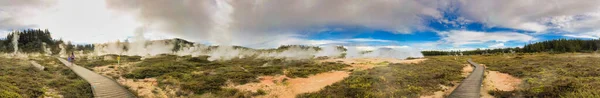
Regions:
[[448, 59, 485, 98]]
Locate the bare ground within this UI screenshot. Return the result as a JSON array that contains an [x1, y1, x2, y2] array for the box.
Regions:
[[483, 71, 522, 91], [90, 58, 426, 98], [320, 58, 427, 70], [234, 58, 427, 98]]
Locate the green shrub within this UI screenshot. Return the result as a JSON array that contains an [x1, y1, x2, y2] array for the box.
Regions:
[[0, 57, 92, 98], [472, 53, 600, 97], [299, 57, 464, 98], [120, 55, 350, 97]]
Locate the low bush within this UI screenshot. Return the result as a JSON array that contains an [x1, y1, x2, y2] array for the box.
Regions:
[[298, 56, 464, 98], [471, 53, 600, 97], [120, 55, 348, 97], [0, 56, 92, 98]]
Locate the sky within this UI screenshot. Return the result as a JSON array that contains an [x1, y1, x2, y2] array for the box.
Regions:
[[1, 0, 600, 51]]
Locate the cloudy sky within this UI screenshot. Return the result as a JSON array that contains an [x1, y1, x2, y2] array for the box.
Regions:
[[1, 0, 600, 50]]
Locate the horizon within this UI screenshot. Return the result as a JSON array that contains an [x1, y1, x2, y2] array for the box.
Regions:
[[1, 0, 600, 51]]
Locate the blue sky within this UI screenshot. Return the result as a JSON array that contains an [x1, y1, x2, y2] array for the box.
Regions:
[[1, 0, 600, 50]]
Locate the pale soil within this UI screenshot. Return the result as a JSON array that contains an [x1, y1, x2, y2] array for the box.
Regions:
[[232, 71, 350, 98], [484, 71, 522, 91], [116, 78, 171, 98], [462, 64, 473, 77], [234, 58, 427, 98], [93, 62, 172, 98]]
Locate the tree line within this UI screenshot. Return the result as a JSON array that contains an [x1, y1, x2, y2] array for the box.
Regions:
[[0, 29, 94, 54], [422, 38, 600, 56]]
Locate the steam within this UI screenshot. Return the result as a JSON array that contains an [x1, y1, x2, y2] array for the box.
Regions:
[[59, 43, 66, 57], [12, 32, 19, 54], [42, 42, 52, 55], [127, 27, 149, 56], [315, 46, 345, 57], [345, 46, 424, 59], [209, 0, 234, 45], [91, 38, 423, 61]]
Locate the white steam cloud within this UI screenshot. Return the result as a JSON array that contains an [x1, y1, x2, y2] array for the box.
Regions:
[[92, 39, 423, 61], [12, 32, 19, 54]]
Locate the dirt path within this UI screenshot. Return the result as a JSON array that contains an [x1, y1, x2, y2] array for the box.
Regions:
[[234, 58, 427, 98]]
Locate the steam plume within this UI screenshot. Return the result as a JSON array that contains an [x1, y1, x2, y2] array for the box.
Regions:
[[12, 32, 19, 54]]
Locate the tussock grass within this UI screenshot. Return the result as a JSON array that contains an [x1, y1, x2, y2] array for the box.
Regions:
[[119, 54, 348, 97], [471, 53, 600, 97], [0, 56, 92, 98], [298, 56, 464, 98]]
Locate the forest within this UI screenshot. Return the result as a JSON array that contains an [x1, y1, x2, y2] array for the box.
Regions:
[[0, 29, 93, 54], [422, 38, 600, 56]]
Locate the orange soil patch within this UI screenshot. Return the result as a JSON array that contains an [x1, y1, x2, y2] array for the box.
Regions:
[[233, 71, 350, 98], [117, 78, 171, 98], [484, 71, 522, 91], [320, 58, 427, 70], [462, 64, 473, 77], [234, 58, 426, 98]]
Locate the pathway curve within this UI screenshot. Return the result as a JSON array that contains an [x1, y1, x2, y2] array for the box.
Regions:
[[448, 59, 485, 98], [56, 57, 135, 98]]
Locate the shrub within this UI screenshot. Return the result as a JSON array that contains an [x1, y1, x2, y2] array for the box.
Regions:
[[472, 53, 600, 97], [120, 55, 350, 97], [299, 56, 464, 98]]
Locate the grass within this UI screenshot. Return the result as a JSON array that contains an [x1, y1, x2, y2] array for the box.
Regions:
[[298, 56, 465, 98], [470, 53, 600, 97], [0, 56, 92, 98], [118, 54, 349, 97]]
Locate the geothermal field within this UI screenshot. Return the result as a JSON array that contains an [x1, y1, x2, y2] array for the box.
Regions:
[[3, 0, 600, 98]]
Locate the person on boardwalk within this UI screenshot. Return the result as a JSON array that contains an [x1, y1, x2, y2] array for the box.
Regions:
[[68, 52, 75, 66]]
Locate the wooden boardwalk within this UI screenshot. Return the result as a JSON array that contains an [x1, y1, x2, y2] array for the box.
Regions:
[[448, 59, 485, 98], [56, 57, 135, 98]]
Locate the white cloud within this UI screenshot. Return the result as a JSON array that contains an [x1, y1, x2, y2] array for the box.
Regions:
[[343, 38, 395, 43], [564, 31, 600, 39], [269, 38, 399, 49], [354, 45, 411, 51], [488, 43, 505, 48], [457, 0, 600, 32], [438, 30, 534, 46], [0, 0, 141, 43], [0, 0, 55, 30], [104, 0, 446, 47]]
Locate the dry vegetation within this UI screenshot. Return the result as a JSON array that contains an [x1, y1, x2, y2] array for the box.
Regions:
[[298, 56, 465, 98], [85, 54, 349, 97], [0, 56, 92, 98], [471, 53, 600, 98]]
